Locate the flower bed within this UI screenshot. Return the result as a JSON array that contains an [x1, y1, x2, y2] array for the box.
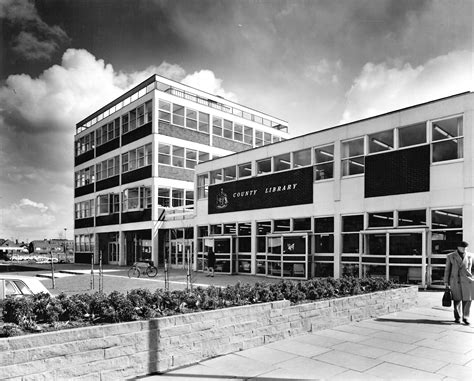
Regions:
[[1, 277, 396, 337]]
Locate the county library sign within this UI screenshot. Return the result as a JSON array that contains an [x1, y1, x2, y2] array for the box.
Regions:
[[208, 166, 313, 214]]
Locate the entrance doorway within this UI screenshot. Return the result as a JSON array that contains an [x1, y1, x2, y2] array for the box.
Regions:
[[108, 242, 119, 264], [360, 229, 427, 287], [201, 236, 234, 274]]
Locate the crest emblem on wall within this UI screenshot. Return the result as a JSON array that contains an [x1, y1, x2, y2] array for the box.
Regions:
[[216, 188, 229, 209]]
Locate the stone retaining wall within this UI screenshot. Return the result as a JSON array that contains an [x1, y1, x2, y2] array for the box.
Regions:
[[0, 286, 418, 380]]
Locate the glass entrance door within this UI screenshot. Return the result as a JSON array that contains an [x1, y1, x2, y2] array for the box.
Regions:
[[361, 229, 427, 287], [202, 236, 234, 274], [108, 242, 119, 264], [266, 234, 308, 279]]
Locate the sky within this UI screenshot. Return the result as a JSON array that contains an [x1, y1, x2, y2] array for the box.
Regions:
[[0, 0, 472, 242]]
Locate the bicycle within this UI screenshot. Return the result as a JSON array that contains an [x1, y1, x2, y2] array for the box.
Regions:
[[128, 261, 158, 278]]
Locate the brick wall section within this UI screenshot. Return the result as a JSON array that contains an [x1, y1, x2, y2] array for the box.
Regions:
[[213, 136, 252, 152], [158, 165, 194, 182], [0, 286, 417, 380]]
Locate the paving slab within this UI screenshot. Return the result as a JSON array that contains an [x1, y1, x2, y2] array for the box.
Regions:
[[233, 346, 297, 365], [405, 346, 473, 366], [331, 370, 385, 380], [314, 349, 382, 372], [292, 332, 345, 347], [199, 354, 275, 378], [331, 341, 392, 359], [274, 356, 347, 378], [377, 351, 448, 373], [332, 324, 382, 337], [365, 362, 445, 380], [313, 328, 369, 343], [265, 338, 332, 357], [371, 330, 424, 344], [436, 363, 474, 379], [359, 337, 419, 353]]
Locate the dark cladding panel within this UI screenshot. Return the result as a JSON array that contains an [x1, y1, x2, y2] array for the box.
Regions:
[[365, 145, 430, 198], [122, 122, 152, 146], [74, 183, 95, 197], [121, 209, 152, 224], [74, 252, 93, 264], [74, 150, 94, 166], [208, 166, 313, 214], [121, 165, 152, 184], [96, 138, 120, 158], [74, 217, 94, 229], [96, 214, 120, 226], [96, 175, 120, 191]]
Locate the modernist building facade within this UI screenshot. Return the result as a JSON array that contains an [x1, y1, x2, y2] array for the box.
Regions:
[[73, 75, 289, 267], [194, 92, 473, 287]]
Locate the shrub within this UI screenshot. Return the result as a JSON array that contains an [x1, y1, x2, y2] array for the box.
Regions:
[[0, 276, 398, 335]]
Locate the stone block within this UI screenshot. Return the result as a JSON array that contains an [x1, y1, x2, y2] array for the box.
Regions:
[[104, 345, 137, 359], [22, 371, 55, 381], [100, 366, 139, 381], [159, 324, 192, 338]]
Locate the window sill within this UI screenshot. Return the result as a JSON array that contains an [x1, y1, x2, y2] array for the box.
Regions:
[[431, 158, 463, 166]]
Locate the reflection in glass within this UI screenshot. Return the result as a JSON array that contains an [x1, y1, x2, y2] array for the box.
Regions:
[[389, 234, 421, 256]]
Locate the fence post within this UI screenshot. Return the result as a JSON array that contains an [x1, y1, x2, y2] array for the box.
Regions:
[[90, 252, 94, 290], [164, 259, 169, 291], [50, 250, 55, 289]]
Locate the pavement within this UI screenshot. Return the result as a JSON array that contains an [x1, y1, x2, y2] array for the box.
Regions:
[[139, 291, 474, 381]]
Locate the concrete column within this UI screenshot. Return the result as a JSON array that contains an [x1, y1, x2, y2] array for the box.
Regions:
[[333, 212, 341, 279], [193, 224, 198, 271], [119, 231, 126, 266]]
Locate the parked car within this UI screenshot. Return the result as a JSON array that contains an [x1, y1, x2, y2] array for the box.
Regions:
[[0, 275, 51, 301]]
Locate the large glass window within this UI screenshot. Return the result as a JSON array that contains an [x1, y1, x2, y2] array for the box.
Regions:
[[257, 158, 271, 175], [158, 143, 171, 165], [172, 104, 185, 126], [97, 194, 109, 215], [257, 221, 271, 253], [186, 149, 197, 169], [158, 188, 170, 207], [274, 153, 291, 172], [210, 169, 223, 184], [341, 138, 364, 176], [314, 144, 334, 180], [122, 144, 152, 173], [274, 219, 290, 232], [172, 146, 184, 167], [369, 130, 394, 153], [399, 123, 426, 148], [432, 116, 463, 162], [186, 108, 198, 129], [244, 126, 253, 145], [198, 112, 209, 133], [159, 100, 171, 122], [223, 166, 236, 182], [293, 218, 311, 231], [123, 187, 151, 212], [431, 208, 463, 254], [238, 162, 252, 178], [255, 130, 263, 147], [293, 149, 311, 168], [342, 215, 364, 253], [314, 217, 334, 253], [213, 117, 223, 136], [234, 124, 243, 142], [223, 119, 233, 139], [197, 174, 209, 199], [368, 212, 394, 228], [172, 188, 184, 207], [398, 209, 426, 227]]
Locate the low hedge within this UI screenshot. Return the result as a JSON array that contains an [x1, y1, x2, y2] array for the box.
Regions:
[[0, 277, 397, 337]]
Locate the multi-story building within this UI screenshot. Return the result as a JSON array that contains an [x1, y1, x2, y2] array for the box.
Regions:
[[194, 92, 473, 288], [73, 75, 289, 267]]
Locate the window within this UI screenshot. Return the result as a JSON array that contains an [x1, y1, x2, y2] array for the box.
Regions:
[[97, 194, 110, 215], [74, 199, 94, 219], [223, 166, 236, 182], [185, 190, 194, 205], [210, 169, 223, 184], [223, 119, 233, 139], [186, 108, 198, 129], [369, 130, 394, 153], [122, 114, 129, 134], [75, 131, 95, 156], [257, 221, 271, 253], [293, 217, 311, 231], [159, 100, 171, 122], [274, 153, 291, 172], [198, 112, 209, 133], [399, 122, 426, 148], [257, 158, 271, 175], [137, 104, 145, 126], [293, 149, 311, 168], [274, 219, 290, 232], [172, 188, 184, 207], [238, 162, 252, 178], [314, 144, 334, 180], [199, 151, 210, 163], [264, 133, 272, 145], [129, 108, 137, 130], [111, 193, 120, 213], [212, 117, 223, 136], [368, 212, 394, 228], [341, 138, 364, 176], [431, 208, 463, 254], [398, 209, 426, 227], [234, 124, 243, 141], [255, 130, 263, 147], [145, 100, 152, 123], [122, 144, 152, 173], [158, 143, 171, 165], [186, 149, 197, 169], [197, 174, 209, 199], [314, 217, 334, 253], [74, 166, 95, 188], [172, 146, 184, 167], [432, 116, 463, 162], [244, 126, 253, 145], [342, 215, 364, 253], [123, 187, 151, 212], [172, 104, 185, 126], [158, 187, 170, 207], [237, 222, 252, 259]]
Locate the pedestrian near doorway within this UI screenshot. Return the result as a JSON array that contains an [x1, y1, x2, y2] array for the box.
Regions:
[[206, 247, 215, 277], [444, 241, 473, 325]]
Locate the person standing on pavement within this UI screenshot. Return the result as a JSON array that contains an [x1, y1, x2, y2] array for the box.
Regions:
[[444, 241, 473, 325], [206, 247, 215, 277]]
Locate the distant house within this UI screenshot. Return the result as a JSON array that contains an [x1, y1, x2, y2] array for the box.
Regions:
[[0, 239, 28, 260], [28, 239, 73, 254]]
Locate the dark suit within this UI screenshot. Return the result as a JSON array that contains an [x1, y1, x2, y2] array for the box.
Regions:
[[444, 250, 473, 321]]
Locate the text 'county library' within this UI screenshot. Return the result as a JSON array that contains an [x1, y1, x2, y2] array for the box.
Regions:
[[74, 74, 473, 288]]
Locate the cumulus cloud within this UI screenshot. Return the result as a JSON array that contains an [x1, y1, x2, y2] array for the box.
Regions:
[[305, 59, 342, 84], [181, 70, 238, 101], [341, 50, 473, 123], [1, 0, 69, 61], [0, 199, 55, 232], [0, 48, 235, 239]]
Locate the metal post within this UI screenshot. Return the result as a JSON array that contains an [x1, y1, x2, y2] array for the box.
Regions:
[[164, 259, 169, 291], [99, 250, 103, 293], [50, 250, 55, 289], [64, 228, 67, 263], [90, 252, 94, 290], [186, 248, 192, 292]]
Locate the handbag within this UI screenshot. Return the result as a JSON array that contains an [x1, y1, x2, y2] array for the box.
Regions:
[[442, 288, 452, 307]]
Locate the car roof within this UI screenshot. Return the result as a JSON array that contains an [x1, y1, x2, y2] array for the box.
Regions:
[[0, 275, 51, 294]]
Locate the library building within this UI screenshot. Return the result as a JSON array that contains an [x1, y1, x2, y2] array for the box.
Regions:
[[193, 92, 473, 288]]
